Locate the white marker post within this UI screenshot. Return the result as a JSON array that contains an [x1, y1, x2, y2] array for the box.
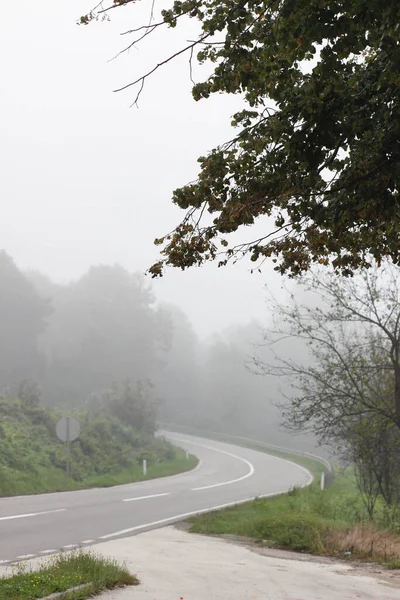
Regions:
[[143, 459, 147, 476], [186, 450, 190, 460], [320, 471, 325, 490], [66, 417, 71, 479]]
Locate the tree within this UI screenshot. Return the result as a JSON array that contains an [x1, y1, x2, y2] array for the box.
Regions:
[[154, 304, 203, 425], [257, 263, 400, 433], [82, 1, 400, 277], [88, 380, 158, 434], [31, 264, 166, 406], [348, 414, 400, 516], [257, 263, 400, 510], [0, 251, 50, 389]]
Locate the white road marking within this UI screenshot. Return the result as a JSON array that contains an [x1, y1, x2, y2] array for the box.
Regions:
[[17, 554, 35, 559], [0, 508, 66, 522], [123, 492, 171, 503], [40, 550, 57, 555], [0, 560, 10, 564], [187, 458, 203, 474], [167, 436, 255, 491], [80, 540, 95, 544], [62, 544, 78, 550], [99, 481, 313, 541]]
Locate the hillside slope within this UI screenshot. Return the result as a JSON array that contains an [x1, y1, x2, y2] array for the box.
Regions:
[[0, 397, 195, 496]]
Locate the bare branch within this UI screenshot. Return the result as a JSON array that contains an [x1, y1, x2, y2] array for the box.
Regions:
[[114, 33, 211, 104]]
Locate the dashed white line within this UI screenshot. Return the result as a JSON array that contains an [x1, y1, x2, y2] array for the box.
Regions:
[[62, 544, 78, 550], [122, 492, 170, 503], [40, 550, 57, 555], [0, 560, 10, 564], [17, 554, 35, 560], [0, 508, 66, 522]]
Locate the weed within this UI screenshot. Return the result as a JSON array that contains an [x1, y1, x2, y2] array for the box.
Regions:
[[0, 398, 198, 496], [0, 550, 138, 600], [189, 473, 400, 567]]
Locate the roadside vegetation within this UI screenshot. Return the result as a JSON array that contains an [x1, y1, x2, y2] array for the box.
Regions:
[[174, 427, 400, 568], [189, 468, 400, 568], [0, 394, 197, 497], [0, 550, 138, 600], [191, 265, 395, 570]]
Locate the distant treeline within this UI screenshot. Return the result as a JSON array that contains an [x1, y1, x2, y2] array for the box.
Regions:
[[0, 250, 318, 452]]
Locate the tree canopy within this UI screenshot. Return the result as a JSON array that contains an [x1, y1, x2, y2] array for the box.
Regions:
[[258, 263, 400, 429], [0, 251, 50, 387], [82, 0, 400, 277]]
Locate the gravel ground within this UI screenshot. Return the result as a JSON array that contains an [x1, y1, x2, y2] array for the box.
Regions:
[[92, 526, 400, 600]]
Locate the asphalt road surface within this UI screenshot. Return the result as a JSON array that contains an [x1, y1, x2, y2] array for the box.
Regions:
[[0, 432, 311, 564]]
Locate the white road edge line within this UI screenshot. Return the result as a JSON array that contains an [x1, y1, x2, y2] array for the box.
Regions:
[[99, 474, 313, 541], [63, 544, 78, 549], [80, 540, 95, 544], [0, 560, 10, 564], [17, 554, 35, 559], [167, 436, 255, 491], [0, 509, 66, 522], [188, 458, 203, 474], [40, 550, 57, 555], [123, 492, 171, 503]]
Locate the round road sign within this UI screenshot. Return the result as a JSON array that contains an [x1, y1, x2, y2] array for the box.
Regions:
[[56, 416, 80, 442]]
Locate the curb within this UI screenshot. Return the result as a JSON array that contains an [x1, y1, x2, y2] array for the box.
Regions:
[[40, 583, 92, 600]]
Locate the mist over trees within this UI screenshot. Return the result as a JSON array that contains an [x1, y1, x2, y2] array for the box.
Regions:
[[0, 252, 50, 388], [257, 263, 400, 516], [0, 249, 317, 450]]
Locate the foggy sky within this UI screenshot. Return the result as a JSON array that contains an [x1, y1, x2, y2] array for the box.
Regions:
[[0, 0, 285, 338]]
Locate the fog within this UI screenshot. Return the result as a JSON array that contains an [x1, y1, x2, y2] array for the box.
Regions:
[[0, 2, 320, 453], [0, 0, 283, 339]]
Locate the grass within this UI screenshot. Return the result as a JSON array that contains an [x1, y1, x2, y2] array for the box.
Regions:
[[176, 428, 400, 567], [189, 469, 400, 568], [160, 423, 327, 478], [0, 398, 199, 496], [0, 449, 198, 496], [229, 438, 326, 479], [0, 550, 138, 600], [84, 452, 198, 487]]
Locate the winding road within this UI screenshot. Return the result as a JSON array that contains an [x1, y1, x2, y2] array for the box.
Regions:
[[0, 432, 311, 564]]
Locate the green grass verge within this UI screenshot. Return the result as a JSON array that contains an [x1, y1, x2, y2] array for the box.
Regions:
[[0, 550, 138, 600], [0, 397, 201, 497], [189, 474, 359, 548], [84, 452, 198, 488], [224, 438, 325, 479], [179, 429, 400, 568], [189, 469, 400, 568], [0, 449, 198, 496], [160, 424, 327, 478]]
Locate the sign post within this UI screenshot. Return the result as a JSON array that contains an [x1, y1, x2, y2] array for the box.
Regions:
[[56, 417, 80, 479]]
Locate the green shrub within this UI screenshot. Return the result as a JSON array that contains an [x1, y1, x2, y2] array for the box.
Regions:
[[249, 514, 328, 553], [0, 397, 193, 496]]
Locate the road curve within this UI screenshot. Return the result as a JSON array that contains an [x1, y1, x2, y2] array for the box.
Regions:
[[0, 432, 311, 564]]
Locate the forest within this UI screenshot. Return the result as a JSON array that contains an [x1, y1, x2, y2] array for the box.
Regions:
[[0, 249, 307, 456]]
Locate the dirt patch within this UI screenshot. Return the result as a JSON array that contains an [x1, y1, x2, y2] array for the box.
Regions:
[[175, 522, 400, 590], [245, 538, 400, 589]]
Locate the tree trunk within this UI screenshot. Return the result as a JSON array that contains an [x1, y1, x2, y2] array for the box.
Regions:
[[396, 364, 400, 425], [395, 336, 400, 426]]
